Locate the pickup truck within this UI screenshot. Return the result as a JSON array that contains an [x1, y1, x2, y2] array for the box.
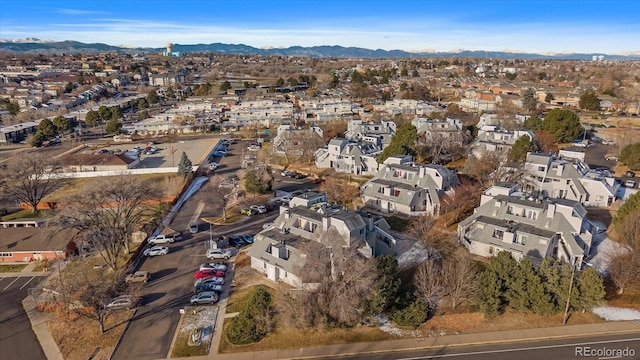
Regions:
[[147, 233, 183, 245]]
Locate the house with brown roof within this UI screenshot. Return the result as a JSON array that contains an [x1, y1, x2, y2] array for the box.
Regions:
[[59, 152, 139, 172], [0, 220, 75, 262]]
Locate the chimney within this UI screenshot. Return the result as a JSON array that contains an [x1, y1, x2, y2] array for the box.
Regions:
[[322, 215, 331, 231], [556, 164, 564, 176], [547, 203, 556, 218]]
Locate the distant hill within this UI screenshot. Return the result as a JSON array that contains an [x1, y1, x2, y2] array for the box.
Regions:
[[1, 39, 639, 60]]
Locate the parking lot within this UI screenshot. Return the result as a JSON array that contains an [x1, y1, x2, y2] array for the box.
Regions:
[[0, 275, 47, 360], [112, 139, 322, 359]]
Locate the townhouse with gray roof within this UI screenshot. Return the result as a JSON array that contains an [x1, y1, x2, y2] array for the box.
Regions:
[[360, 156, 459, 216], [344, 120, 396, 149], [458, 183, 595, 267], [524, 153, 618, 207], [314, 138, 382, 176], [471, 126, 534, 158], [247, 191, 396, 288]]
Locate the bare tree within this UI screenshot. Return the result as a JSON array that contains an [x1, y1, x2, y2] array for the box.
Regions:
[[440, 252, 479, 310], [200, 176, 237, 221], [0, 153, 66, 212], [440, 181, 482, 227], [413, 259, 442, 309], [609, 211, 640, 294], [298, 232, 376, 326], [57, 176, 157, 270], [60, 260, 133, 333], [321, 177, 360, 205]]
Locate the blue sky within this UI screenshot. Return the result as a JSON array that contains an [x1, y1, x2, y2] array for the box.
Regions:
[[1, 0, 639, 54]]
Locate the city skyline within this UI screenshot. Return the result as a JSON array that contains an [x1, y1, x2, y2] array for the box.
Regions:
[[1, 0, 640, 55]]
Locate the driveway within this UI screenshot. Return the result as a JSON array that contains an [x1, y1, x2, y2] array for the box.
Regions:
[[0, 275, 47, 360]]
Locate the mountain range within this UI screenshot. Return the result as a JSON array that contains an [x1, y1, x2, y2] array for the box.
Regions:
[[1, 39, 639, 60]]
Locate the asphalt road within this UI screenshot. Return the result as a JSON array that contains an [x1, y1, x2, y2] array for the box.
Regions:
[[334, 333, 640, 360], [112, 139, 318, 360], [0, 275, 47, 360]]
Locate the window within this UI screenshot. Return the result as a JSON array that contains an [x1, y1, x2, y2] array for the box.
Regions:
[[538, 166, 545, 171], [359, 228, 364, 235], [516, 235, 527, 245], [493, 229, 504, 239], [0, 252, 13, 257], [527, 210, 538, 220], [393, 189, 401, 197], [507, 206, 514, 215]]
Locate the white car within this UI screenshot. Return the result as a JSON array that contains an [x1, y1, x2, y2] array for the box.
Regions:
[[144, 246, 169, 257], [106, 295, 136, 310], [206, 249, 232, 260], [250, 205, 267, 214], [208, 162, 219, 170], [147, 234, 182, 245], [199, 263, 228, 272]]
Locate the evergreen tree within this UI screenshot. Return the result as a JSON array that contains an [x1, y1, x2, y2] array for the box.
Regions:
[[542, 109, 583, 143], [370, 255, 402, 313], [377, 123, 418, 163], [52, 115, 71, 133], [479, 270, 503, 317], [522, 88, 537, 113], [505, 260, 530, 312], [579, 88, 600, 111], [523, 115, 543, 131], [85, 110, 99, 127], [177, 152, 193, 178], [147, 90, 159, 104], [220, 80, 232, 91], [618, 142, 640, 171], [545, 92, 555, 103], [105, 118, 122, 134], [36, 118, 56, 138], [614, 191, 640, 223], [508, 135, 536, 162], [98, 105, 111, 120], [576, 267, 606, 311], [522, 259, 555, 315]]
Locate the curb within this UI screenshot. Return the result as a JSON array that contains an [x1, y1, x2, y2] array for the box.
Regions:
[[167, 308, 187, 359]]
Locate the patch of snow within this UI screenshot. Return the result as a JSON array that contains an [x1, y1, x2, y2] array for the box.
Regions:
[[588, 237, 627, 275], [396, 241, 430, 268], [180, 306, 218, 334], [592, 306, 640, 321]]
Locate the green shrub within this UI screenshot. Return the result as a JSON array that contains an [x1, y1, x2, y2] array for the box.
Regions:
[[226, 313, 260, 345], [391, 298, 429, 328]]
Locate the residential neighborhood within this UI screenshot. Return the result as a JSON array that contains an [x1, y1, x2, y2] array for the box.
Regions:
[[1, 3, 640, 359]]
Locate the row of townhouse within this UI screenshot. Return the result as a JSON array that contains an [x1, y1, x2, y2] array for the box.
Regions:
[[226, 99, 294, 127], [372, 99, 439, 117], [360, 156, 459, 216], [315, 138, 381, 176], [248, 191, 396, 288], [458, 183, 595, 267], [524, 153, 618, 207], [344, 120, 396, 149], [470, 126, 534, 158]]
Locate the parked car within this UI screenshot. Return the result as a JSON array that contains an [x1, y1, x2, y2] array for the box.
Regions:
[[281, 170, 293, 177], [238, 234, 254, 244], [227, 235, 247, 247], [125, 271, 150, 283], [625, 180, 636, 188], [189, 222, 199, 234], [605, 154, 619, 161], [292, 172, 306, 179], [208, 162, 219, 171], [206, 249, 232, 260], [194, 269, 225, 279], [240, 208, 257, 216], [194, 282, 223, 294], [312, 178, 323, 184], [143, 246, 169, 257], [194, 277, 225, 287], [264, 204, 274, 212], [626, 171, 636, 178], [106, 295, 137, 310], [199, 263, 228, 272], [148, 234, 182, 245], [212, 151, 226, 157], [190, 291, 219, 305], [250, 205, 267, 214]]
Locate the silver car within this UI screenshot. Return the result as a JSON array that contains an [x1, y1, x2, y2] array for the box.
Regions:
[[190, 291, 219, 305], [199, 263, 228, 272], [144, 246, 169, 257]]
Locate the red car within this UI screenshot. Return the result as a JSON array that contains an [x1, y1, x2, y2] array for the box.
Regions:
[[194, 269, 225, 279], [312, 178, 323, 184]]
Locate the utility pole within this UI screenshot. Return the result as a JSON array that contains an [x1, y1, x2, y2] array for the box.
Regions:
[[562, 259, 577, 325]]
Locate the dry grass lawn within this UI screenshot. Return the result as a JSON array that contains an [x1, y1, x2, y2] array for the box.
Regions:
[[419, 309, 605, 336], [218, 320, 391, 354], [47, 309, 133, 360]]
